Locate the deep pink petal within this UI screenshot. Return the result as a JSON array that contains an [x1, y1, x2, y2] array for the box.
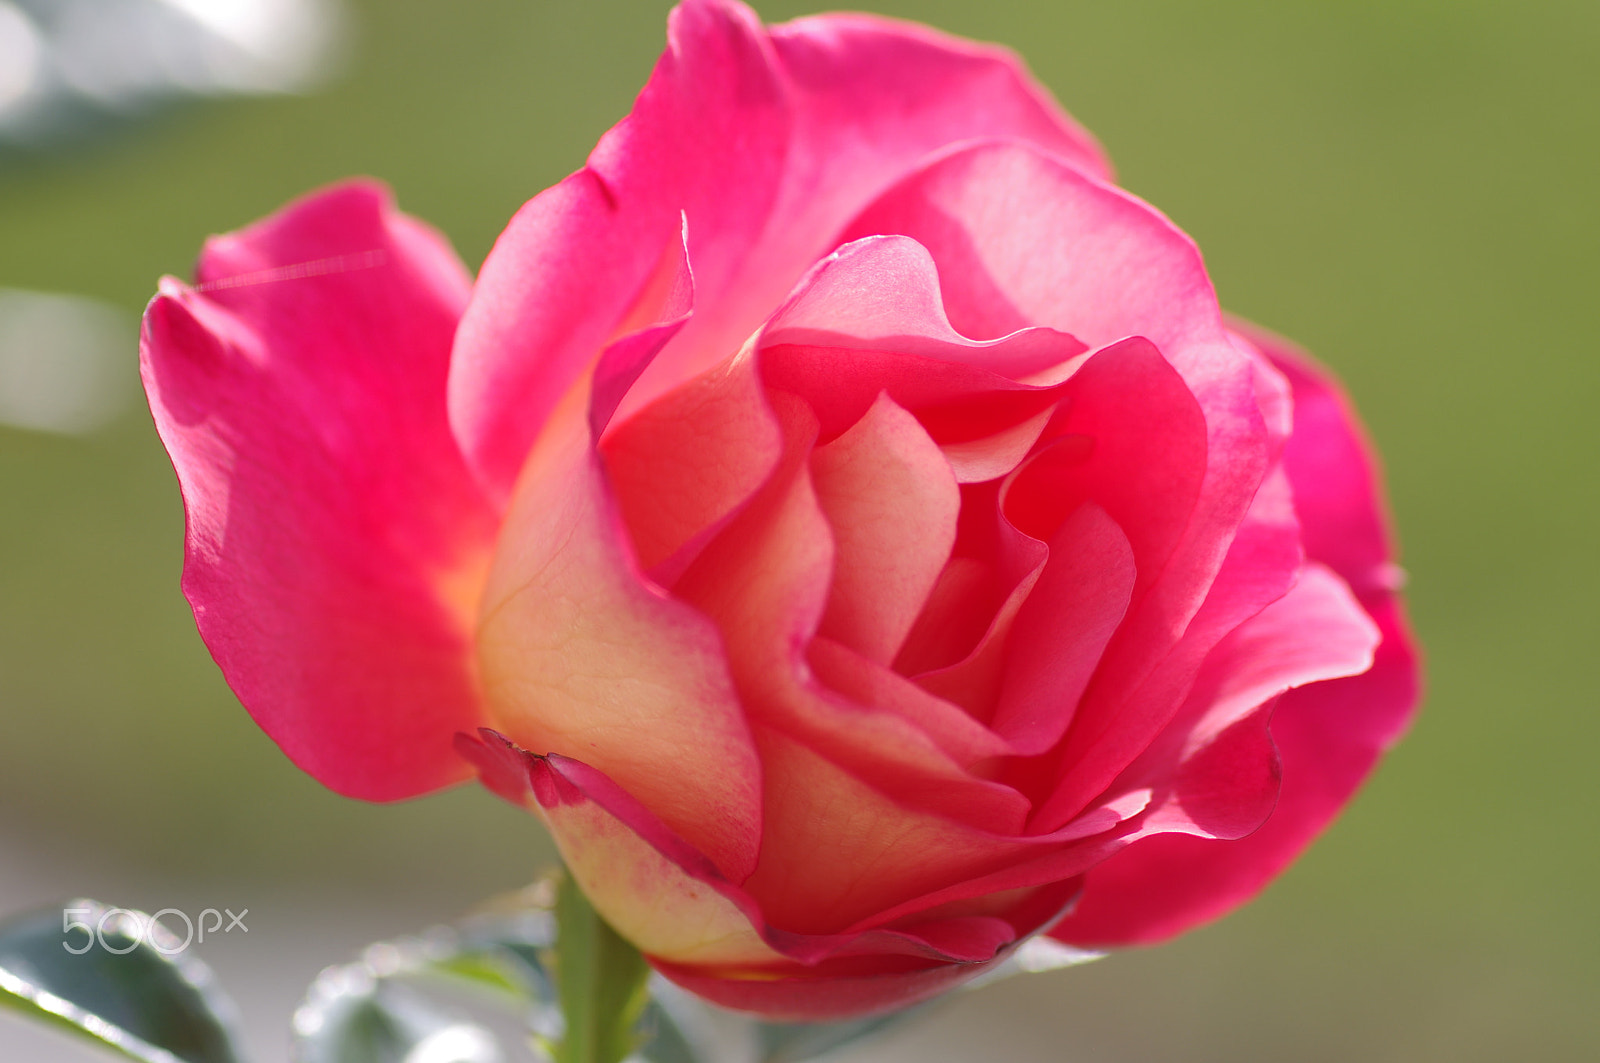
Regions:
[[843, 150, 1278, 734], [991, 503, 1136, 754], [451, 1, 1109, 495], [761, 235, 1088, 381], [939, 406, 1056, 483], [1235, 320, 1405, 599], [1002, 338, 1206, 595], [762, 341, 1070, 445], [140, 181, 497, 800], [1051, 599, 1413, 947], [450, 0, 788, 498], [1030, 464, 1301, 831], [1117, 562, 1378, 840], [843, 140, 1220, 347], [903, 483, 1049, 712], [1049, 327, 1420, 946], [767, 9, 1109, 186], [634, 2, 1110, 392], [588, 218, 696, 436], [994, 336, 1259, 818], [655, 953, 998, 1022]]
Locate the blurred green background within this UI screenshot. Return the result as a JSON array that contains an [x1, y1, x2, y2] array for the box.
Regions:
[[1, 0, 1595, 1059]]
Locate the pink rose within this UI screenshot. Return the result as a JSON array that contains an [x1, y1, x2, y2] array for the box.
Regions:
[[141, 0, 1418, 1021]]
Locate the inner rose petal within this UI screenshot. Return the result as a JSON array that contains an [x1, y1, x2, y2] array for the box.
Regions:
[[895, 478, 1048, 699], [811, 392, 960, 665], [601, 348, 781, 574]]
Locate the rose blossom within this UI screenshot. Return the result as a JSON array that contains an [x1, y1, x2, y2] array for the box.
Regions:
[[141, 0, 1418, 1021]]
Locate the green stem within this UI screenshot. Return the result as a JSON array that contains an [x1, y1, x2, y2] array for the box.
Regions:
[[553, 872, 652, 1063]]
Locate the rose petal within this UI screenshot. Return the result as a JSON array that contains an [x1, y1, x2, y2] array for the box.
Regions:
[[1030, 465, 1302, 832], [1047, 329, 1420, 946], [801, 638, 1029, 832], [990, 502, 1137, 754], [600, 348, 783, 575], [632, 1, 1113, 398], [1051, 575, 1400, 947], [762, 235, 1088, 381], [763, 341, 1070, 445], [452, 1, 1111, 495], [139, 181, 497, 800], [524, 748, 782, 966], [846, 150, 1281, 758], [1122, 562, 1378, 838], [476, 372, 764, 881], [940, 405, 1056, 483], [654, 955, 997, 1022], [903, 482, 1049, 711], [846, 147, 1290, 802], [811, 392, 960, 665], [767, 8, 1109, 190], [807, 637, 1013, 768], [823, 789, 1153, 933], [740, 728, 1042, 933], [671, 390, 831, 684], [665, 387, 1026, 831], [588, 218, 697, 436], [451, 0, 789, 498], [843, 140, 1221, 348], [894, 555, 1009, 682], [1238, 320, 1405, 599], [470, 733, 1072, 1020]]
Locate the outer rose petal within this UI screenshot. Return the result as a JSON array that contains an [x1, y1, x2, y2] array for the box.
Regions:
[[844, 141, 1219, 349], [1112, 563, 1378, 844], [656, 956, 1003, 1023], [450, 0, 1108, 496], [1050, 331, 1419, 946], [140, 181, 497, 800], [1235, 321, 1403, 600], [1028, 465, 1302, 832], [450, 0, 787, 498], [475, 372, 765, 881], [462, 732, 1084, 1020], [528, 752, 782, 967]]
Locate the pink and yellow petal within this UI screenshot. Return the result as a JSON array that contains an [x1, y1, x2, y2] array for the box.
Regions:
[[811, 392, 960, 665], [476, 376, 764, 881]]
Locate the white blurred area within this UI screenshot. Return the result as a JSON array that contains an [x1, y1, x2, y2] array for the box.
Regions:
[[0, 288, 134, 434], [0, 0, 344, 141]]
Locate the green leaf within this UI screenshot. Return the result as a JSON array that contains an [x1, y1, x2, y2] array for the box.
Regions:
[[293, 974, 500, 1063], [552, 873, 651, 1063], [425, 950, 537, 1001], [0, 899, 246, 1063]]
